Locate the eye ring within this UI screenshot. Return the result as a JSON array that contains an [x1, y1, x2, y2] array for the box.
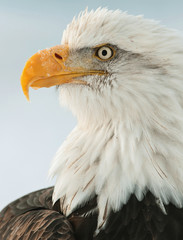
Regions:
[[94, 45, 115, 61]]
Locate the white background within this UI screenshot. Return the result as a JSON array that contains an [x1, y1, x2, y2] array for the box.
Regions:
[[0, 0, 183, 210]]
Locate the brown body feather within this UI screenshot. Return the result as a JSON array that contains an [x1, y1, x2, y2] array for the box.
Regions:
[[1, 187, 183, 240], [0, 188, 74, 240]]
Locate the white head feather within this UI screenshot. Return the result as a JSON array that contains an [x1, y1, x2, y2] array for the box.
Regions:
[[49, 8, 183, 229]]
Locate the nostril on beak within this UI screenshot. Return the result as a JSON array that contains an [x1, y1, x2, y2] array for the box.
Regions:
[[54, 53, 63, 60]]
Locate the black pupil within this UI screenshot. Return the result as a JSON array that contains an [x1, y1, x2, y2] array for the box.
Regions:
[[102, 49, 108, 56]]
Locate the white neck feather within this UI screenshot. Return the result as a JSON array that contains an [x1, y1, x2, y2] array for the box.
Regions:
[[50, 108, 183, 228]]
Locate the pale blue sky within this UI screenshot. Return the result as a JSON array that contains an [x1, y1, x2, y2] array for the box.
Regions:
[[0, 0, 183, 210]]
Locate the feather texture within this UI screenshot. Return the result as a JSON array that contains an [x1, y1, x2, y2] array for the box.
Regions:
[[2, 188, 183, 239], [0, 188, 74, 240]]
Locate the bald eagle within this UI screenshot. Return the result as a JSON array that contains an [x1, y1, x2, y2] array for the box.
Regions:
[[1, 8, 183, 240]]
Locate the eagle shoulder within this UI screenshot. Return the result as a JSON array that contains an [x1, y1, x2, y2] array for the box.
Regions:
[[0, 187, 75, 240]]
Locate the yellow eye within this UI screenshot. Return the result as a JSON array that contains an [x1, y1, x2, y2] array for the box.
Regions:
[[95, 45, 115, 61]]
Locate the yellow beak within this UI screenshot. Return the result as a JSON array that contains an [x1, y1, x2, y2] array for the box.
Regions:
[[20, 45, 106, 101]]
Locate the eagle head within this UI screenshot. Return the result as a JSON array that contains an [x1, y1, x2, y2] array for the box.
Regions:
[[21, 8, 183, 229]]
